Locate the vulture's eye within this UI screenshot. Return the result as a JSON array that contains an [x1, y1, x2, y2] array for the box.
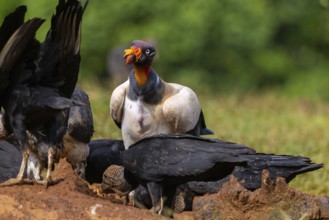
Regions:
[[145, 49, 151, 55]]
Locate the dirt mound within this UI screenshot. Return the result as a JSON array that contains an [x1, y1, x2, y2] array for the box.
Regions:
[[0, 159, 164, 220], [0, 160, 327, 220], [193, 170, 329, 220]]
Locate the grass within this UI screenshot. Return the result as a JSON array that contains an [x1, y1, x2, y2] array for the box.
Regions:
[[78, 78, 329, 195]]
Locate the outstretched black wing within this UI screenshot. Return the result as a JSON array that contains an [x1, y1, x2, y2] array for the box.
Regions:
[[35, 0, 88, 98], [0, 6, 26, 51], [0, 7, 44, 101]]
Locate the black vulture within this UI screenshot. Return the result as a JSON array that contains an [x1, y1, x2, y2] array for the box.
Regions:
[[26, 87, 94, 179], [60, 87, 94, 177], [104, 134, 322, 215], [85, 139, 124, 184], [0, 0, 88, 187], [83, 139, 151, 208], [0, 87, 93, 182], [109, 40, 212, 149]]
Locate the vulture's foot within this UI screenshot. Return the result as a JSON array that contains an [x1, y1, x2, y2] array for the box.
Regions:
[[0, 178, 34, 186], [0, 177, 63, 187], [35, 177, 64, 188]]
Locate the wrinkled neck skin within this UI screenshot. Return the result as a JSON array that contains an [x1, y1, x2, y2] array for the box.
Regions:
[[133, 65, 150, 88]]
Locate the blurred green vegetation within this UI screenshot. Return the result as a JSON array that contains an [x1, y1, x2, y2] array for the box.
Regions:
[[1, 0, 329, 99]]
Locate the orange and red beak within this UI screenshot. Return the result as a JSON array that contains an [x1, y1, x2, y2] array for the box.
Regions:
[[123, 46, 142, 65]]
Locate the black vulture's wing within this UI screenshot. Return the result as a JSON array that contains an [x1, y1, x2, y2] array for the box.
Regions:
[[0, 8, 44, 101], [0, 6, 26, 51], [67, 87, 94, 143], [123, 134, 254, 182], [35, 0, 88, 98]]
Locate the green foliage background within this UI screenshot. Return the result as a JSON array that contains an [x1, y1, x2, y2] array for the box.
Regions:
[[1, 0, 329, 99]]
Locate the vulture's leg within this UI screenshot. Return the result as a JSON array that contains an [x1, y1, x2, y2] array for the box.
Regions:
[[147, 182, 163, 215], [0, 143, 34, 186], [35, 146, 63, 188]]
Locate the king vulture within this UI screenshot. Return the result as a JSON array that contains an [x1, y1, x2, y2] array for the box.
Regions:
[[110, 40, 213, 148]]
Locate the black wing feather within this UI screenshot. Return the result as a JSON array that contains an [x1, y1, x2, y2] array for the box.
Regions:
[[124, 135, 253, 181], [233, 154, 323, 190], [35, 0, 86, 97], [0, 18, 44, 100], [123, 134, 322, 189], [67, 87, 94, 143], [0, 6, 26, 51]]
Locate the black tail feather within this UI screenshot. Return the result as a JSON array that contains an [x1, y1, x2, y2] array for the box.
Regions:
[[200, 111, 214, 135], [286, 163, 324, 182], [233, 154, 323, 190]]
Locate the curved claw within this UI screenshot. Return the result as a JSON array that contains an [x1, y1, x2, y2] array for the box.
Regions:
[[35, 178, 64, 188]]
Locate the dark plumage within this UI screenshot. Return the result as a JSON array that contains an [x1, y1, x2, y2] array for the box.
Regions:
[[85, 139, 124, 184], [61, 87, 94, 177], [0, 0, 88, 187], [66, 87, 94, 144], [96, 163, 202, 214], [0, 87, 93, 181], [0, 137, 22, 183], [120, 134, 323, 214], [83, 139, 151, 208], [26, 87, 94, 179]]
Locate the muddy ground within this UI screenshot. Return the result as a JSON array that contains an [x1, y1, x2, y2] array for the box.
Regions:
[[0, 159, 328, 220]]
